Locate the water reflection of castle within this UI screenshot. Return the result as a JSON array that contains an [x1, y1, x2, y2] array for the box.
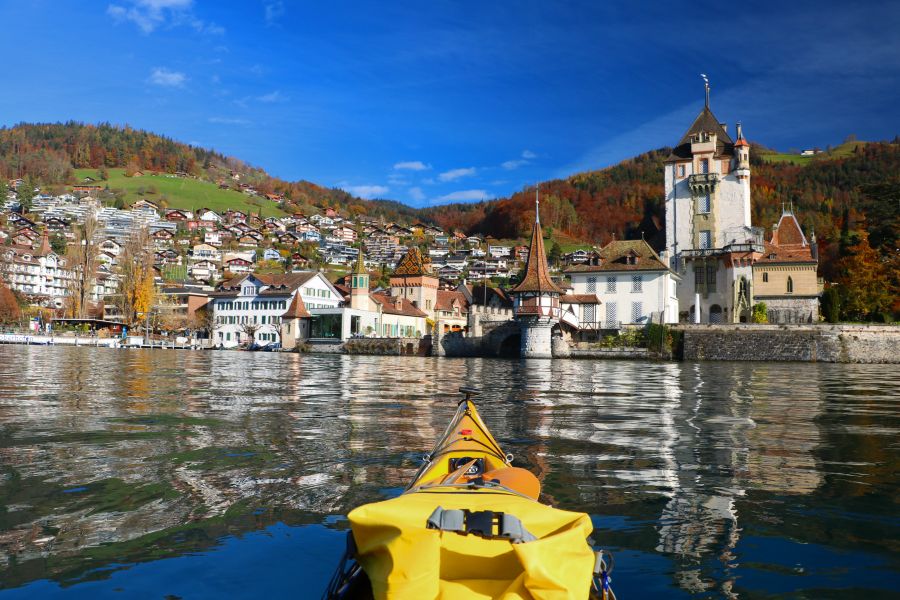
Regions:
[[527, 360, 823, 596]]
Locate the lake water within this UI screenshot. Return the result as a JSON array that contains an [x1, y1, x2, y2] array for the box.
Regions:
[[0, 345, 897, 599]]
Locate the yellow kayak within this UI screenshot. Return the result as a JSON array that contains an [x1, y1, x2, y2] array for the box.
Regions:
[[324, 388, 616, 600]]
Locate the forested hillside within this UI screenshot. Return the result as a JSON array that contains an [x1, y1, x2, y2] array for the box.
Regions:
[[0, 122, 415, 223]]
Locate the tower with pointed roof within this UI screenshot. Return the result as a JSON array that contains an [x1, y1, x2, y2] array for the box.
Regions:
[[510, 190, 561, 358], [663, 78, 763, 323], [350, 247, 370, 311], [389, 246, 438, 318]]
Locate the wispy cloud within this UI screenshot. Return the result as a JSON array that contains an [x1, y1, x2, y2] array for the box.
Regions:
[[409, 187, 425, 202], [438, 167, 476, 182], [208, 117, 250, 125], [264, 1, 285, 25], [148, 67, 187, 87], [434, 189, 490, 204], [107, 0, 223, 35], [343, 185, 389, 199], [393, 160, 431, 171], [257, 90, 287, 103], [502, 149, 537, 170]]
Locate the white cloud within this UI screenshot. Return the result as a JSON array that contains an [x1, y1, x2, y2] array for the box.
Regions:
[[257, 90, 287, 103], [148, 67, 187, 87], [208, 117, 250, 125], [435, 189, 490, 203], [107, 1, 223, 35], [393, 161, 431, 171], [343, 185, 389, 199], [438, 167, 476, 182], [264, 1, 285, 25], [521, 149, 537, 159], [409, 187, 425, 202], [501, 159, 528, 170]]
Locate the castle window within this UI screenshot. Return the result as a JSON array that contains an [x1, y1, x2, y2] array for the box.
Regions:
[[763, 272, 769, 283], [699, 230, 712, 249], [678, 164, 686, 178], [587, 276, 597, 292], [699, 192, 711, 213], [706, 265, 717, 291], [700, 159, 709, 174], [631, 275, 642, 292], [606, 276, 616, 292], [694, 266, 705, 291], [787, 276, 793, 293]]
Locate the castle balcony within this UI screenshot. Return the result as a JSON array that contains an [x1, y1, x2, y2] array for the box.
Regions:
[[515, 305, 561, 320], [680, 241, 764, 260], [688, 173, 719, 195]]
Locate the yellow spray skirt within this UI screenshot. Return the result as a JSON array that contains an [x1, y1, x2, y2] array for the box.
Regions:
[[346, 398, 598, 599]]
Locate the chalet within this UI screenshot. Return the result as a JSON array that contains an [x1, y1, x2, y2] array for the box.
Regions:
[[238, 233, 263, 247], [224, 257, 253, 274], [154, 249, 179, 265], [190, 260, 218, 281], [332, 225, 357, 243], [204, 230, 222, 246], [191, 243, 221, 262], [44, 217, 70, 231], [263, 248, 282, 261], [165, 209, 192, 222], [152, 229, 175, 247], [133, 199, 160, 211], [99, 239, 123, 256], [278, 232, 302, 245], [13, 229, 39, 247], [73, 185, 103, 194], [265, 193, 284, 202], [290, 253, 311, 269]]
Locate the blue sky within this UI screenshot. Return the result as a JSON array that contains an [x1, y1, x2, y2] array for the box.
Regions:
[[1, 1, 897, 207]]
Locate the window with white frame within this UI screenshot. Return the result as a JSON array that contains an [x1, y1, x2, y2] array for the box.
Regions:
[[699, 230, 712, 249]]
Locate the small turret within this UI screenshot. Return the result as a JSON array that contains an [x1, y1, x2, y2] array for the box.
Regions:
[[734, 122, 751, 179]]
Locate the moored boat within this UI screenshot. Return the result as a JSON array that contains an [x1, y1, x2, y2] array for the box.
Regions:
[[324, 387, 616, 599]]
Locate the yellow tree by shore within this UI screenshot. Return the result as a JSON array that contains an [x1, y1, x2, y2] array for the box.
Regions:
[[66, 213, 100, 318], [117, 228, 156, 325]]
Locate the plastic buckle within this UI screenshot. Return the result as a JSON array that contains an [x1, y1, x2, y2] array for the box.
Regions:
[[465, 510, 496, 537]]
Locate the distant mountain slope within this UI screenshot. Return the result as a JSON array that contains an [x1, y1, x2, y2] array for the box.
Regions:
[[0, 122, 414, 223]]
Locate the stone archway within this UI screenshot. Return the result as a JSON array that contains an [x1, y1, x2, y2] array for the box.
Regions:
[[498, 333, 521, 357], [709, 304, 723, 324]]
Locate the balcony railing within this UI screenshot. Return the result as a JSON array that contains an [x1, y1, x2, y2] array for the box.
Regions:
[[680, 242, 764, 259], [688, 173, 719, 186]]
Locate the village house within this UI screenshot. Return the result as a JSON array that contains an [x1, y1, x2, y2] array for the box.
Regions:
[[565, 239, 680, 328], [210, 271, 341, 348]]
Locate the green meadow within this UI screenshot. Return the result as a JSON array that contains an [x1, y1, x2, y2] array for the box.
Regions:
[[73, 168, 286, 217]]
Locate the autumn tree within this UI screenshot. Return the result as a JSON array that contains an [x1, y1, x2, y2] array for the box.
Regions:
[[0, 282, 21, 324], [116, 228, 156, 324], [66, 214, 100, 318], [834, 232, 894, 321]]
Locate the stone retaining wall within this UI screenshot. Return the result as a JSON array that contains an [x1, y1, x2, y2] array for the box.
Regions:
[[679, 324, 899, 363]]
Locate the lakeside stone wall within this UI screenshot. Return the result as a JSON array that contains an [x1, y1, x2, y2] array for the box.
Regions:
[[679, 324, 899, 363]]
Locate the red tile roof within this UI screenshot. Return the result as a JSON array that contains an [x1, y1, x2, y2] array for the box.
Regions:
[[370, 293, 428, 317], [561, 293, 601, 304], [435, 290, 468, 312], [564, 239, 669, 273], [282, 293, 311, 319]]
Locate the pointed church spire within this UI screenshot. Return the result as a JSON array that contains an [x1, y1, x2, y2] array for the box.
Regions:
[[511, 189, 561, 295], [353, 245, 366, 275]]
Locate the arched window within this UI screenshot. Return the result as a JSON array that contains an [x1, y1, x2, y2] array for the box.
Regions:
[[787, 276, 793, 293]]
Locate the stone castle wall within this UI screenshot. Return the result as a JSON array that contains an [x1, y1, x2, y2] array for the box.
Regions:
[[680, 324, 899, 363]]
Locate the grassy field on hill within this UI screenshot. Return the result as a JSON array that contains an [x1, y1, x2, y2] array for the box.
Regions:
[[73, 168, 285, 217], [758, 141, 867, 165]]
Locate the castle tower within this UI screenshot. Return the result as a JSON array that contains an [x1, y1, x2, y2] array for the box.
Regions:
[[349, 246, 370, 311], [510, 191, 561, 358], [389, 246, 438, 318], [663, 78, 761, 323]]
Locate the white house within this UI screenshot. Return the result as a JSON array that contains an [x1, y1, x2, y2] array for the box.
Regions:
[[565, 239, 680, 327], [209, 272, 342, 348]]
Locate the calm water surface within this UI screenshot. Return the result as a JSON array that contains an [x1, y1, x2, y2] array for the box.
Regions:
[[0, 346, 897, 599]]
